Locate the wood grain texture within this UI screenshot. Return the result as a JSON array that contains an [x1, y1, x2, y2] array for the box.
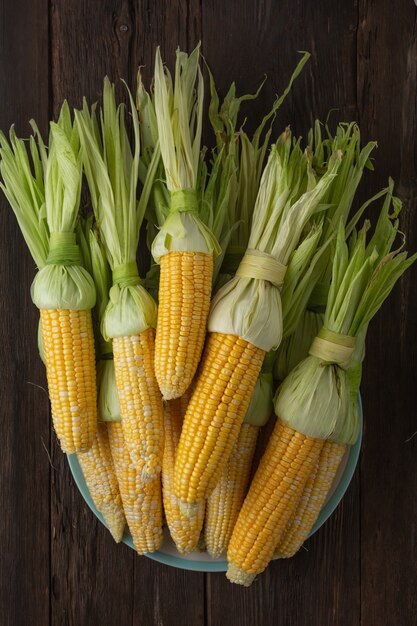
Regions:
[[50, 2, 135, 624], [201, 0, 358, 141], [358, 2, 417, 625], [203, 2, 360, 623], [49, 2, 205, 624], [0, 1, 50, 626]]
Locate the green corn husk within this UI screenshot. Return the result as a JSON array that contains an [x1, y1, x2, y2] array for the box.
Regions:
[[244, 351, 275, 427], [75, 78, 158, 340], [88, 227, 121, 423], [209, 52, 310, 283], [208, 131, 342, 351], [0, 123, 49, 363], [275, 182, 417, 444], [150, 45, 220, 262], [274, 122, 379, 380], [30, 103, 96, 311]]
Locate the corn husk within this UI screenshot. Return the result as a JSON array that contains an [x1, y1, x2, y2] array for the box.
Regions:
[[29, 103, 95, 310], [274, 310, 324, 382], [244, 351, 275, 427], [275, 182, 417, 444], [75, 78, 157, 340], [210, 52, 310, 284], [88, 227, 121, 424], [274, 122, 379, 379], [0, 124, 49, 268], [0, 124, 49, 362], [88, 229, 120, 422], [208, 133, 342, 351], [150, 46, 220, 262]]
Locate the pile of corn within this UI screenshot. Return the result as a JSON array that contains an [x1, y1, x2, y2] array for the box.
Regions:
[[1, 46, 415, 587]]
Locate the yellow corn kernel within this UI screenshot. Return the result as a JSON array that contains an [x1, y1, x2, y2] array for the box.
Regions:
[[205, 422, 259, 558], [162, 393, 205, 553], [112, 328, 163, 479], [274, 440, 346, 558], [227, 419, 324, 586], [155, 251, 213, 400], [40, 308, 97, 453], [77, 422, 126, 542], [174, 332, 265, 506], [108, 422, 163, 554]]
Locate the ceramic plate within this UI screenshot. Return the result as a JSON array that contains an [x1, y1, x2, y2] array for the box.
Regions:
[[67, 397, 362, 573]]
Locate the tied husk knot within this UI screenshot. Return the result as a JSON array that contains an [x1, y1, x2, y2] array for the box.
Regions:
[[170, 188, 198, 214], [308, 327, 356, 367], [46, 231, 80, 266], [112, 261, 141, 288], [236, 249, 287, 288]]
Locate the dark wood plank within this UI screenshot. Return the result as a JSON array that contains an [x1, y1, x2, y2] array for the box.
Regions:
[[357, 2, 417, 625], [201, 0, 358, 143], [50, 2, 135, 624], [131, 4, 206, 624], [0, 1, 50, 625], [202, 1, 361, 623], [132, 557, 205, 626], [206, 477, 360, 626], [50, 2, 205, 625]]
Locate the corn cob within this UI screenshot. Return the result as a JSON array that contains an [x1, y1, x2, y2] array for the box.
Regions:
[[108, 422, 163, 554], [162, 392, 205, 553], [40, 307, 96, 453], [76, 80, 163, 477], [112, 328, 163, 478], [155, 251, 213, 400], [227, 419, 323, 586], [151, 47, 220, 401], [174, 332, 265, 507], [274, 440, 346, 558], [174, 134, 342, 509], [205, 422, 258, 558], [77, 422, 126, 542]]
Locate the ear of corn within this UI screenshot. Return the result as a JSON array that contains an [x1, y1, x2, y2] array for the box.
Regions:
[[41, 308, 97, 453], [205, 422, 258, 558], [108, 422, 163, 554], [0, 105, 98, 454], [227, 419, 324, 586], [77, 422, 126, 542], [112, 329, 163, 478], [76, 80, 164, 476], [274, 440, 346, 559], [155, 251, 213, 400], [174, 332, 265, 506], [151, 46, 220, 400], [162, 393, 205, 554]]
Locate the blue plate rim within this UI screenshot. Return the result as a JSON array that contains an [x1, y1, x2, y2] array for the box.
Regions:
[[67, 395, 362, 573]]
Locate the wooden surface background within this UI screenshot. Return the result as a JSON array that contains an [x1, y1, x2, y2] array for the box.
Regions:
[[0, 1, 416, 624]]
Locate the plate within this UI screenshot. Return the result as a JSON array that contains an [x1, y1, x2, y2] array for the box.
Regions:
[[67, 397, 362, 573]]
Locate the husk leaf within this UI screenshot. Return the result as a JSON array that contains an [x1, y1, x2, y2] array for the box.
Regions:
[[208, 135, 342, 350], [31, 102, 95, 310], [275, 185, 417, 444], [76, 78, 158, 338]]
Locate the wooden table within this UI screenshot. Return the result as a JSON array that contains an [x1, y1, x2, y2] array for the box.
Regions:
[[1, 1, 416, 624]]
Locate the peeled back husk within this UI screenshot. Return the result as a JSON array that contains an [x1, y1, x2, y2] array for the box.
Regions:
[[274, 310, 324, 382], [151, 210, 220, 263], [244, 371, 274, 427], [275, 355, 360, 445], [97, 359, 121, 422], [101, 283, 157, 341], [208, 275, 283, 351], [31, 264, 96, 310]]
